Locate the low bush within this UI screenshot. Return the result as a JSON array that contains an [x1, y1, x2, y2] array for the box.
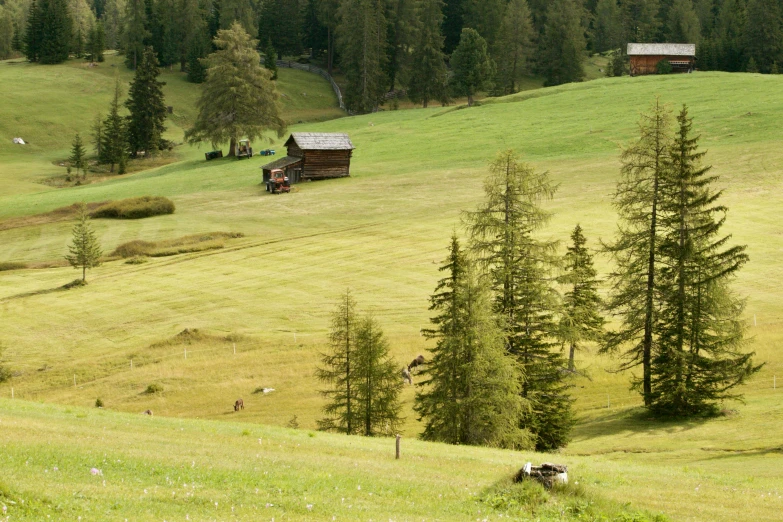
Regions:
[[656, 60, 673, 75], [95, 398, 104, 408], [144, 383, 164, 394], [111, 232, 244, 258], [0, 261, 27, 271], [125, 256, 148, 265], [91, 196, 175, 219]]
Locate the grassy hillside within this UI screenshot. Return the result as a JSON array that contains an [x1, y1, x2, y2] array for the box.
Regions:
[[1, 68, 782, 520]]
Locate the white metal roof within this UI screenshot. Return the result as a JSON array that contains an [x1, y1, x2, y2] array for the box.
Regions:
[[627, 43, 696, 57], [287, 133, 355, 150]]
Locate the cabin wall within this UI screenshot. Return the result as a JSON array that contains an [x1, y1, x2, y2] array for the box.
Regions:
[[287, 143, 303, 157], [301, 150, 353, 179], [630, 55, 694, 75]]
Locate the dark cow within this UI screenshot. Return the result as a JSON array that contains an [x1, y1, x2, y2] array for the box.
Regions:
[[141, 409, 153, 416], [234, 398, 244, 411], [408, 354, 426, 373]]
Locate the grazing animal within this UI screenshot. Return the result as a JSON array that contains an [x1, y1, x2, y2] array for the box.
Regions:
[[408, 354, 426, 373], [142, 409, 153, 416], [234, 398, 244, 411], [402, 367, 412, 385]]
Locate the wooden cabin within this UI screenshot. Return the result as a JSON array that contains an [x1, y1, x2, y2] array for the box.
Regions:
[[261, 132, 354, 184], [627, 43, 696, 76]]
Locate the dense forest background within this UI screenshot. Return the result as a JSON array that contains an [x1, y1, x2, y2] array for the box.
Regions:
[[1, 0, 782, 112]]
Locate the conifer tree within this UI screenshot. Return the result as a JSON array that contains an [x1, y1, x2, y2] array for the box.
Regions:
[[450, 28, 493, 106], [177, 0, 206, 70], [650, 106, 760, 416], [466, 149, 573, 451], [91, 113, 103, 158], [666, 0, 702, 45], [24, 0, 43, 62], [407, 0, 449, 108], [263, 38, 278, 80], [258, 0, 302, 58], [219, 0, 256, 35], [442, 0, 463, 54], [604, 99, 672, 406], [38, 0, 73, 64], [69, 132, 87, 178], [494, 0, 534, 95], [622, 0, 660, 43], [386, 0, 416, 92], [317, 290, 361, 434], [540, 0, 585, 86], [593, 0, 623, 53], [462, 0, 504, 47], [316, 0, 340, 74], [125, 46, 167, 156], [715, 0, 745, 72], [558, 224, 605, 370], [124, 0, 148, 68], [415, 235, 531, 449], [87, 21, 105, 62], [353, 315, 404, 436], [186, 33, 209, 83], [0, 9, 14, 60], [186, 22, 285, 156], [100, 78, 128, 173], [338, 0, 388, 113], [65, 203, 103, 283], [744, 0, 783, 73]]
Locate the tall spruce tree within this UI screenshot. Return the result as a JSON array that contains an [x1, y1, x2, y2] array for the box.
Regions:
[[186, 22, 285, 156], [338, 0, 388, 114], [263, 38, 278, 80], [466, 149, 573, 451], [100, 77, 128, 173], [666, 0, 702, 44], [0, 9, 14, 60], [353, 315, 404, 436], [39, 0, 72, 64], [316, 0, 340, 74], [219, 0, 256, 35], [258, 0, 303, 58], [87, 20, 105, 62], [450, 28, 493, 106], [24, 0, 43, 62], [462, 0, 504, 48], [69, 132, 87, 178], [125, 46, 167, 156], [186, 32, 210, 83], [386, 0, 416, 92], [558, 224, 605, 370], [317, 290, 361, 434], [494, 0, 534, 95], [603, 99, 672, 406], [407, 0, 449, 108], [415, 235, 531, 449], [593, 0, 623, 53], [124, 0, 148, 68], [650, 105, 760, 415], [744, 0, 783, 73], [622, 0, 660, 43], [65, 203, 103, 283], [715, 0, 745, 72], [540, 0, 585, 87], [441, 0, 463, 54]]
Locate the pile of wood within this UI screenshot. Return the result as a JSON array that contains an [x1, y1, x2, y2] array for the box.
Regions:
[[513, 462, 568, 488]]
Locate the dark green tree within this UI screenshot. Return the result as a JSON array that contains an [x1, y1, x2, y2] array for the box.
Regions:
[[622, 0, 660, 43], [65, 203, 103, 283], [744, 0, 783, 73], [415, 235, 531, 449], [651, 105, 760, 415], [317, 290, 361, 434], [493, 0, 534, 95], [385, 0, 416, 91], [38, 0, 73, 64], [603, 99, 672, 406], [186, 22, 285, 156], [450, 28, 493, 106], [715, 0, 745, 72], [666, 0, 702, 44], [338, 0, 388, 113], [219, 0, 256, 35], [407, 0, 449, 108], [263, 38, 278, 80], [462, 0, 504, 48], [442, 0, 463, 54], [186, 33, 210, 83], [0, 9, 14, 60], [466, 149, 573, 451], [316, 0, 340, 74], [258, 0, 303, 58], [100, 77, 129, 173], [558, 224, 605, 370], [24, 0, 43, 62], [593, 0, 623, 53], [69, 132, 87, 178], [353, 315, 404, 436], [177, 0, 207, 70], [125, 46, 167, 157], [540, 0, 585, 87], [91, 112, 103, 158], [87, 20, 105, 62], [124, 0, 149, 68]]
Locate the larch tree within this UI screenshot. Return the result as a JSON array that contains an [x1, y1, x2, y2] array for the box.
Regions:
[[557, 224, 605, 371], [69, 132, 87, 178], [338, 0, 388, 114], [125, 46, 167, 157], [407, 0, 449, 108], [539, 0, 585, 86], [317, 290, 361, 434], [185, 22, 285, 156], [465, 149, 574, 451], [450, 28, 493, 106], [100, 77, 128, 173], [353, 315, 404, 437], [603, 99, 671, 406], [651, 105, 760, 416], [494, 0, 534, 95], [415, 235, 531, 449], [65, 203, 103, 283]]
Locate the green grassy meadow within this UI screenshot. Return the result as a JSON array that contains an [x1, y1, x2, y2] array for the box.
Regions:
[[1, 60, 783, 520]]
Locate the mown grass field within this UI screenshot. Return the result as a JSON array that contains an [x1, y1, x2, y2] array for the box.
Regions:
[[1, 61, 782, 520]]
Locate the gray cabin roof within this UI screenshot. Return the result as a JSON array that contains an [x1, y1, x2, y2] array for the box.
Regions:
[[285, 133, 355, 151], [260, 155, 303, 171], [627, 43, 696, 56]]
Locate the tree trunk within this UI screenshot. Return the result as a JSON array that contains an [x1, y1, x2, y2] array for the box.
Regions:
[[228, 137, 237, 157], [467, 93, 474, 107], [569, 342, 575, 371], [82, 265, 86, 282]]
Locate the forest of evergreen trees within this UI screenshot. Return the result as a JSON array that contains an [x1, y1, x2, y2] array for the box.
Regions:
[[2, 0, 783, 108]]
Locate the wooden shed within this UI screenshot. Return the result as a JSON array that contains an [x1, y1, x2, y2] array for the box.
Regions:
[[261, 132, 355, 184], [627, 43, 696, 76]]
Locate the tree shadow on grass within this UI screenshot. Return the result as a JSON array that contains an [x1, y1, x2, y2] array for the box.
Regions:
[[0, 280, 84, 302]]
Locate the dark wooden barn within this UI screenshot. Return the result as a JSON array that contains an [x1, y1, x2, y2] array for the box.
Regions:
[[261, 132, 355, 184], [627, 43, 696, 76]]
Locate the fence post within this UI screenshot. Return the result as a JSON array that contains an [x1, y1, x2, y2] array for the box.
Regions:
[[396, 434, 401, 460]]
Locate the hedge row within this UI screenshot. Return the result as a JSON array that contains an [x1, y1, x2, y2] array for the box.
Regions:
[[91, 196, 175, 219]]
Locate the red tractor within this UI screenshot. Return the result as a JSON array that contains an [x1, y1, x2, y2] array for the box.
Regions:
[[266, 168, 291, 194]]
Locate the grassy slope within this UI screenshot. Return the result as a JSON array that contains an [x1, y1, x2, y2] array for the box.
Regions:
[[1, 69, 783, 520]]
